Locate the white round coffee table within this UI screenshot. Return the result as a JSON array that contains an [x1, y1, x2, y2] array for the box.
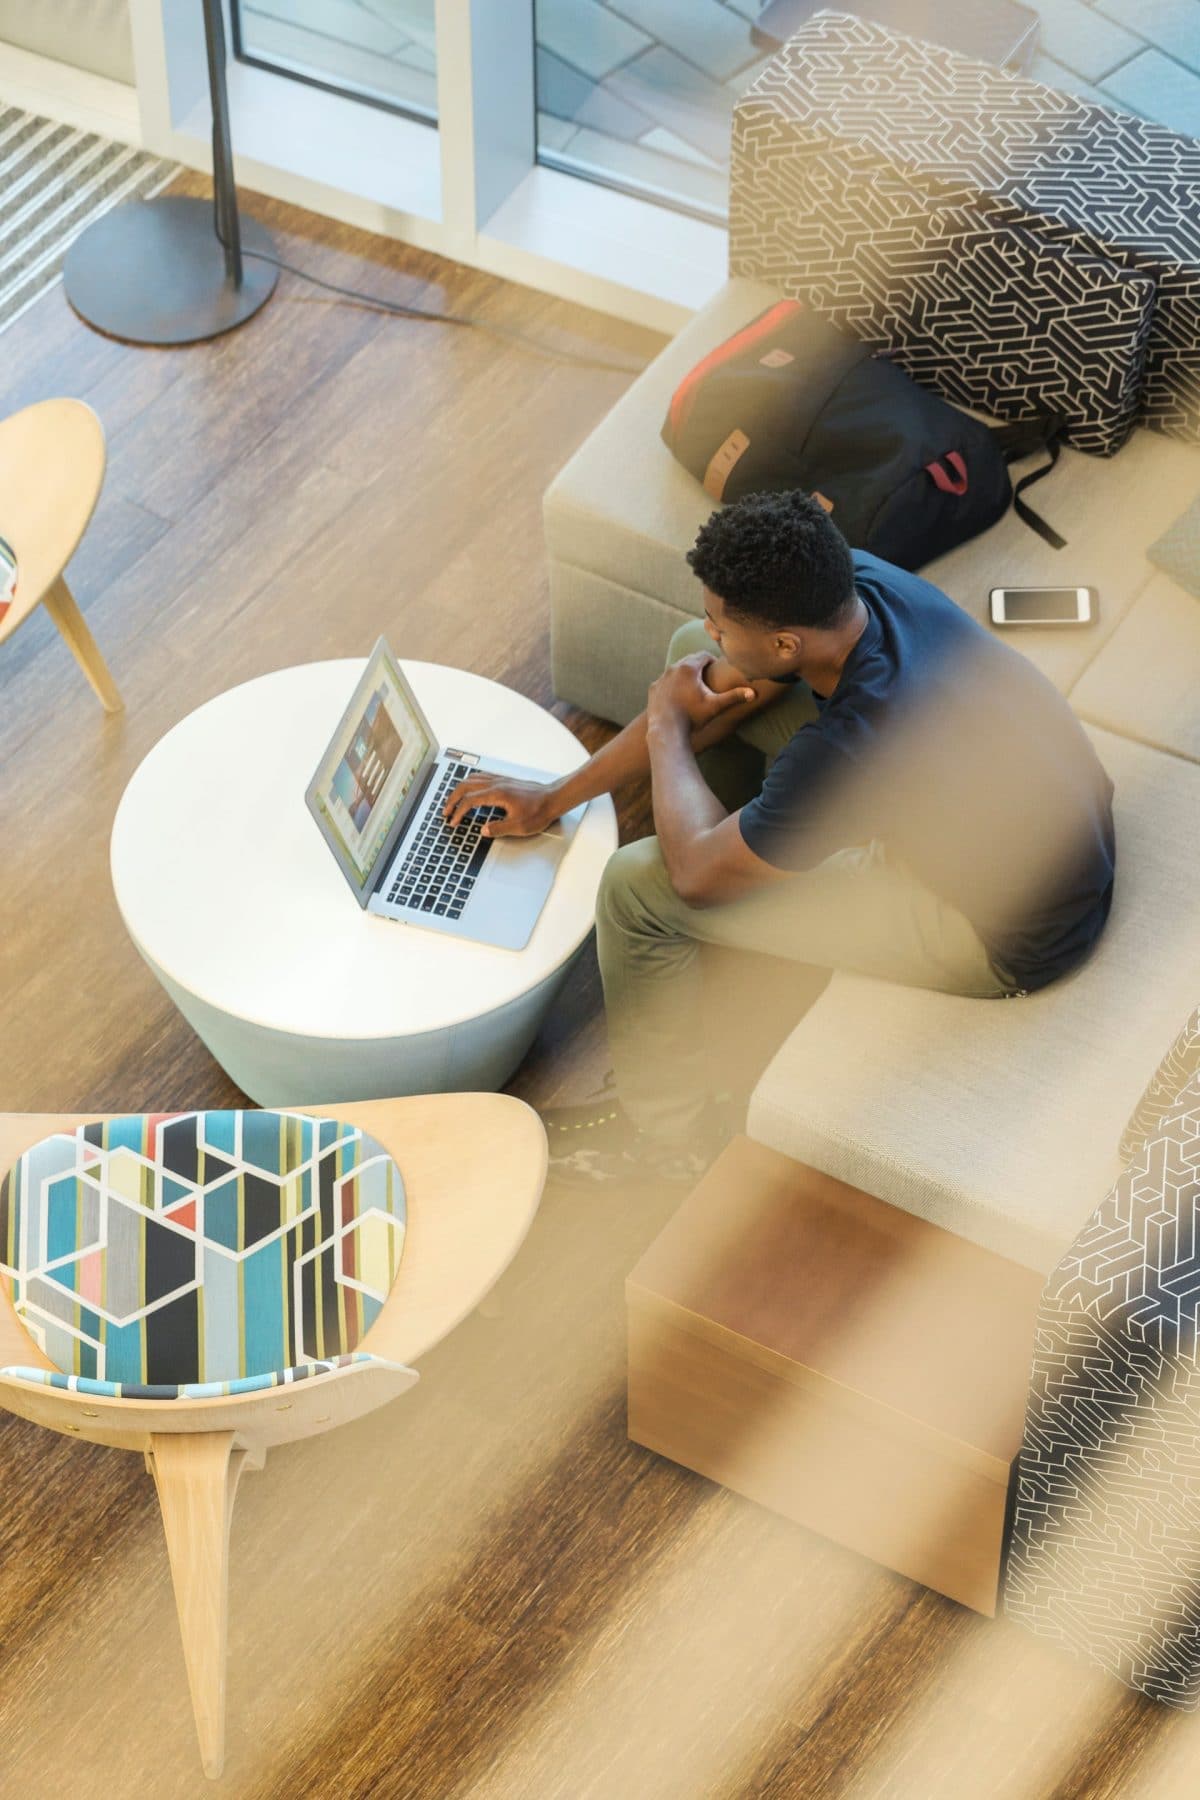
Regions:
[[111, 659, 617, 1105]]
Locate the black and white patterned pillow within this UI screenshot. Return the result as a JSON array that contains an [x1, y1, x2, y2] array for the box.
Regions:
[[1121, 1007, 1200, 1168], [1006, 1069, 1200, 1707], [730, 11, 1200, 452]]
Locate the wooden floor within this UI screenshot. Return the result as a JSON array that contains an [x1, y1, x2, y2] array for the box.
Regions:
[[2, 177, 1198, 1798]]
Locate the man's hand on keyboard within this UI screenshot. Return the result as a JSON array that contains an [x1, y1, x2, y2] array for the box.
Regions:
[[443, 774, 558, 838]]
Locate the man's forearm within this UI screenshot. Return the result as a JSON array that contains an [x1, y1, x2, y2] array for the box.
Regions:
[[544, 678, 768, 818], [543, 712, 653, 817], [647, 709, 726, 893]]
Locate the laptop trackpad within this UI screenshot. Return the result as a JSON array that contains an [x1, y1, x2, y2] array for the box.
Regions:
[[488, 838, 562, 890]]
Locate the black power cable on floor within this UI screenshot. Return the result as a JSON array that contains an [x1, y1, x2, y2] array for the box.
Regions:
[[213, 211, 652, 376]]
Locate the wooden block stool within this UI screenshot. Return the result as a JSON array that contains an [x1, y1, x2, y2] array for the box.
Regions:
[[0, 397, 122, 711], [627, 1137, 1044, 1614]]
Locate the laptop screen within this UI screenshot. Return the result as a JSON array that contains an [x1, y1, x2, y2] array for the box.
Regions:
[[306, 639, 436, 896]]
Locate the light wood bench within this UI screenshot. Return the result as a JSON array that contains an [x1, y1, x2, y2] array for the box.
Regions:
[[627, 1136, 1043, 1614]]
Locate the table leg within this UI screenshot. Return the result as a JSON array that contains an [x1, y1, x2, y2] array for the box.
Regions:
[[43, 575, 123, 713]]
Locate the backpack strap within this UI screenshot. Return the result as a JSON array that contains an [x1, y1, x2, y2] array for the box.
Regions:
[[1012, 452, 1067, 551], [989, 413, 1064, 461], [989, 413, 1067, 551]]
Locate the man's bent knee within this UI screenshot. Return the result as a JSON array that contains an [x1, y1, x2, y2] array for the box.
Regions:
[[666, 618, 711, 669], [597, 837, 676, 932]]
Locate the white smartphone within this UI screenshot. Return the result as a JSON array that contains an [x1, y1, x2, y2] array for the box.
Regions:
[[989, 586, 1096, 628]]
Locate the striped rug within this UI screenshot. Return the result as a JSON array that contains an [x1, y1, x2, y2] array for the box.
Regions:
[[0, 104, 177, 333]]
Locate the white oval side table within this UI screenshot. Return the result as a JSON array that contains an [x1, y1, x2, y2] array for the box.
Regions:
[[111, 659, 617, 1104]]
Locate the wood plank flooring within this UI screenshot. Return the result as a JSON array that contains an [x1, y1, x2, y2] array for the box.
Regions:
[[1, 176, 1197, 1798]]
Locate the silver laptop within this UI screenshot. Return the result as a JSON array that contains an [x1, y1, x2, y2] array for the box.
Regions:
[[305, 638, 584, 950]]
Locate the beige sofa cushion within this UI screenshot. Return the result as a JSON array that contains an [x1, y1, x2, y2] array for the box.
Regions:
[[747, 727, 1200, 1274], [1071, 572, 1200, 764], [925, 432, 1200, 695], [0, 0, 134, 84], [546, 278, 1200, 694]]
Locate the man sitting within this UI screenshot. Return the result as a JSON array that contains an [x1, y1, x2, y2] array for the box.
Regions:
[[445, 491, 1116, 1183]]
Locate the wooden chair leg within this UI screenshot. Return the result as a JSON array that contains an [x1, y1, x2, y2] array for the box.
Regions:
[[42, 574, 123, 713], [148, 1431, 260, 1780]]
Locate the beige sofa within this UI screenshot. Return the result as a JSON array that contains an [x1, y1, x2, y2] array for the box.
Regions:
[[544, 274, 1200, 1274], [0, 0, 134, 85]]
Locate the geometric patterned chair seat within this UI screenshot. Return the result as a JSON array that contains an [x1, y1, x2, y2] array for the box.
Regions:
[[0, 1110, 408, 1400]]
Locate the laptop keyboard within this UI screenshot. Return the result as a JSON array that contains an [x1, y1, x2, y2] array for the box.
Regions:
[[385, 762, 503, 921]]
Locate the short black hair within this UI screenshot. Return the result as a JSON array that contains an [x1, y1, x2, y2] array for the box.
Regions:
[[687, 490, 856, 630]]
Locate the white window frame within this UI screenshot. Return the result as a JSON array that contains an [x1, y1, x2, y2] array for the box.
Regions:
[[110, 0, 727, 333]]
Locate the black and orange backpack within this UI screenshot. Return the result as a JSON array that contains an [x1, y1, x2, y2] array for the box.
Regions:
[[662, 299, 1063, 569]]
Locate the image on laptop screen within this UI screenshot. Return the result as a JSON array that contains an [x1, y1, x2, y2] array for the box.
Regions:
[[310, 642, 434, 888]]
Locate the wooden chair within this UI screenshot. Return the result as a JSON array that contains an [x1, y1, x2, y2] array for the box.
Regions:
[[0, 397, 122, 711], [0, 1093, 546, 1778]]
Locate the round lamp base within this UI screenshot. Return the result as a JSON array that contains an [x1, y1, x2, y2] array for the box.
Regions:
[[63, 196, 278, 346]]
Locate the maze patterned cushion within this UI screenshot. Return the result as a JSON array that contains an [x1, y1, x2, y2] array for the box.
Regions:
[[1120, 1006, 1200, 1168], [730, 12, 1200, 453], [0, 1111, 408, 1400], [1005, 1070, 1200, 1707]]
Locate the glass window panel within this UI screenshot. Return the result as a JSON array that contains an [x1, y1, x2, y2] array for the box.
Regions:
[[234, 0, 438, 122], [533, 0, 774, 221]]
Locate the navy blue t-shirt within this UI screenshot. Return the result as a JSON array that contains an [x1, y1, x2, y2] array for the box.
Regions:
[[738, 552, 1116, 990]]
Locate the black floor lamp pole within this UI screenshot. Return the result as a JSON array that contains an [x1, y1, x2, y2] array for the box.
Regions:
[[204, 0, 242, 285], [64, 0, 277, 346]]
